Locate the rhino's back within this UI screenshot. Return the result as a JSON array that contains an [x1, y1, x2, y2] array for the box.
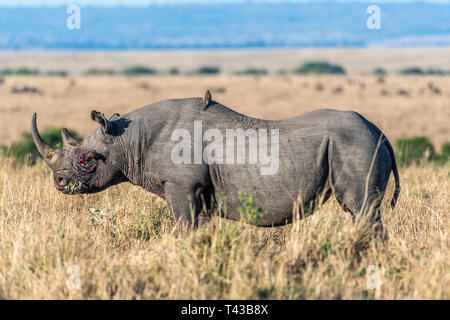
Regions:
[[124, 97, 245, 123]]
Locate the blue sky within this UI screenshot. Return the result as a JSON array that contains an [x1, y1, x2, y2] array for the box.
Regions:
[[1, 0, 449, 49], [1, 0, 449, 7]]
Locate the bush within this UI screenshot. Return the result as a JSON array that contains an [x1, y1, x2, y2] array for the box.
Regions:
[[1, 128, 80, 165], [83, 68, 116, 75], [234, 68, 268, 76], [191, 66, 221, 75], [1, 67, 40, 76], [46, 70, 68, 77], [398, 67, 424, 75], [373, 67, 387, 76], [436, 142, 450, 164], [15, 67, 40, 75], [399, 67, 449, 75], [294, 61, 345, 75], [0, 69, 13, 76], [168, 67, 180, 75], [426, 68, 446, 75], [395, 136, 435, 166], [122, 65, 157, 75]]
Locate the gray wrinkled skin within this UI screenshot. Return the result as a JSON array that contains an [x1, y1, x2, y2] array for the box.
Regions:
[[32, 95, 400, 235]]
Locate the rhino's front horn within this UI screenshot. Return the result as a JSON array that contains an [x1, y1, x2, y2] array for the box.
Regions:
[[61, 128, 79, 148], [31, 113, 58, 167]]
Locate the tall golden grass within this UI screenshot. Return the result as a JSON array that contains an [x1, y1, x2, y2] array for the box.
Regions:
[[0, 159, 448, 299]]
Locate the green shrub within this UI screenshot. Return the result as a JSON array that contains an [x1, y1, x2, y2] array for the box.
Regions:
[[191, 66, 221, 75], [294, 61, 345, 75], [234, 68, 268, 76], [1, 67, 40, 76], [398, 67, 424, 75], [373, 67, 387, 76], [83, 68, 116, 75], [426, 68, 446, 75], [0, 69, 12, 76], [0, 145, 7, 157], [395, 136, 435, 166], [436, 142, 450, 164], [45, 70, 68, 77], [1, 128, 80, 165], [15, 67, 40, 75], [238, 193, 262, 225], [398, 67, 450, 75], [168, 67, 180, 75], [122, 65, 157, 75]]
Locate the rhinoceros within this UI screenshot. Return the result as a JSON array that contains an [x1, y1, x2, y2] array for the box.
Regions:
[[32, 91, 400, 235]]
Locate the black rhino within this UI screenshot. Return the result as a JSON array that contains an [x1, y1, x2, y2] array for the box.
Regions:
[[32, 91, 400, 236]]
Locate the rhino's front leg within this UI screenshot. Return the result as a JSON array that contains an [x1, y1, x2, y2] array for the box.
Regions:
[[165, 181, 215, 232], [165, 182, 215, 231], [164, 182, 196, 231]]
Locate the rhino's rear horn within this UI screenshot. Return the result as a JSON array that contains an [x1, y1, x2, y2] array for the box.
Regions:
[[61, 128, 79, 147], [31, 113, 58, 167]]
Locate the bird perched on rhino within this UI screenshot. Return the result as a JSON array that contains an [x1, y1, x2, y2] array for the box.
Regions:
[[203, 89, 212, 111], [31, 90, 400, 237]]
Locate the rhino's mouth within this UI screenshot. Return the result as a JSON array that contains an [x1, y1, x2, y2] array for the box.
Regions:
[[59, 176, 111, 195], [62, 180, 84, 194]]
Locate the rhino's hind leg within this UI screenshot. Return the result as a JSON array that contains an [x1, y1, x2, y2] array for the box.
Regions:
[[329, 137, 392, 238], [330, 158, 389, 238], [194, 191, 214, 228], [334, 187, 386, 238]]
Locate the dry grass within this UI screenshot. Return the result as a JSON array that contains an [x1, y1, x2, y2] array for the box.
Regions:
[[0, 159, 448, 299]]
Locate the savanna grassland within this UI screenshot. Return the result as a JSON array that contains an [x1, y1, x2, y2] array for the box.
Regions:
[[0, 160, 448, 299], [0, 51, 449, 299]]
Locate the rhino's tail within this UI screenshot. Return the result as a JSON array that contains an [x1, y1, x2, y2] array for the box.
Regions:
[[385, 138, 401, 209]]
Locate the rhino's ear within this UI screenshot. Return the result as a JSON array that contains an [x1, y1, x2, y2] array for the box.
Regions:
[[91, 110, 113, 135]]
